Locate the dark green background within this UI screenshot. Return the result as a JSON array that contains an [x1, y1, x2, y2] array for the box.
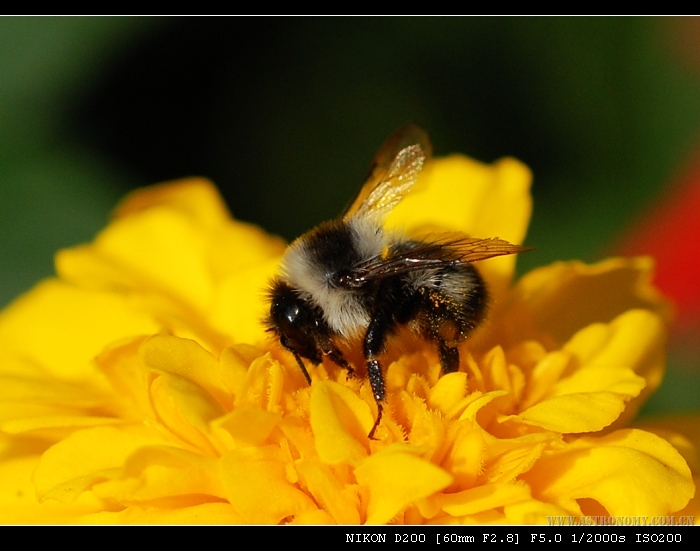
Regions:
[[1, 18, 698, 415]]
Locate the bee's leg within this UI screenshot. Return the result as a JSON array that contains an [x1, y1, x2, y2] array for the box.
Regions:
[[437, 339, 459, 374], [291, 351, 312, 385], [419, 288, 462, 374], [364, 316, 391, 438], [318, 333, 355, 378], [279, 334, 317, 385], [368, 398, 383, 439], [326, 348, 355, 378]]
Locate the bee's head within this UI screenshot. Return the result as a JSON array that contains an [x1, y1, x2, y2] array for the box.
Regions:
[[267, 279, 324, 365]]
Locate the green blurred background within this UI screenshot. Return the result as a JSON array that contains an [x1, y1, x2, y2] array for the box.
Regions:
[[1, 17, 699, 415]]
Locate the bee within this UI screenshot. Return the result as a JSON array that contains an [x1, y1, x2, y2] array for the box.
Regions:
[[266, 125, 528, 437]]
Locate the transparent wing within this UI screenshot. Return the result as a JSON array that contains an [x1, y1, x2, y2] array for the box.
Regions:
[[338, 234, 532, 287], [343, 124, 431, 222]]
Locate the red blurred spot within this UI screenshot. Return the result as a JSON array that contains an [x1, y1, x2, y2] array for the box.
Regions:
[[616, 159, 700, 327]]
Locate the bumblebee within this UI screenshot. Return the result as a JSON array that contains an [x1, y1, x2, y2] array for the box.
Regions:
[[266, 126, 527, 437]]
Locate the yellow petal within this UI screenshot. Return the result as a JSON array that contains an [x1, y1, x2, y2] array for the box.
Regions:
[[113, 179, 285, 275], [522, 429, 694, 517], [215, 407, 282, 447], [500, 258, 669, 344], [513, 310, 662, 433], [496, 257, 670, 350], [33, 425, 168, 503], [503, 499, 572, 524], [113, 178, 231, 228], [516, 393, 629, 433], [438, 481, 531, 517], [296, 458, 361, 524], [58, 208, 215, 311], [519, 350, 570, 409], [148, 374, 225, 455], [93, 446, 224, 502], [634, 414, 700, 521], [483, 439, 548, 485], [290, 508, 337, 524], [140, 335, 230, 410], [563, 309, 665, 425], [355, 445, 453, 524], [219, 446, 316, 523], [82, 502, 245, 524], [310, 381, 370, 465], [0, 453, 106, 524], [56, 180, 284, 350], [428, 372, 468, 417], [0, 280, 159, 379], [442, 420, 486, 489], [634, 414, 700, 478], [564, 309, 664, 381], [0, 415, 120, 439], [233, 353, 287, 411], [210, 257, 282, 345]]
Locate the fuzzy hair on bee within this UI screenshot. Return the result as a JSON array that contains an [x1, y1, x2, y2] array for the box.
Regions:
[[266, 125, 529, 438]]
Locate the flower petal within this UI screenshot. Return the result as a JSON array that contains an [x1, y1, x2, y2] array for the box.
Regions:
[[219, 446, 316, 523], [56, 179, 285, 351], [296, 458, 362, 524], [510, 310, 660, 433], [495, 257, 670, 350], [0, 280, 159, 379], [516, 393, 629, 433], [522, 429, 694, 517], [437, 481, 531, 517], [310, 381, 371, 465], [92, 446, 224, 502], [81, 502, 245, 524], [33, 425, 168, 503], [113, 179, 231, 229], [355, 445, 453, 524], [0, 453, 106, 524]]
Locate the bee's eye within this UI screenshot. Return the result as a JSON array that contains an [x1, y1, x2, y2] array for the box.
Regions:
[[270, 290, 300, 327], [268, 282, 324, 361], [269, 282, 314, 335], [275, 301, 301, 329]]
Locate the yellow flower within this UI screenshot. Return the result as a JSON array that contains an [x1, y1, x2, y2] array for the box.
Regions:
[[0, 155, 694, 524]]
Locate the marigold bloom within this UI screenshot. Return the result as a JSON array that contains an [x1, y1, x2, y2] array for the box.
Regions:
[[0, 155, 694, 524]]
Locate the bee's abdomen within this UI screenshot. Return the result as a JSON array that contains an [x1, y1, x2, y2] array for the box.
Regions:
[[409, 262, 488, 345]]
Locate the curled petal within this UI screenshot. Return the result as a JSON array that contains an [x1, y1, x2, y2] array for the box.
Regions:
[[521, 429, 694, 517], [495, 257, 670, 350], [513, 310, 663, 433]]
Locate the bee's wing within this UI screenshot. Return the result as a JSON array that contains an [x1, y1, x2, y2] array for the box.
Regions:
[[343, 124, 432, 222], [340, 234, 531, 287], [431, 234, 533, 263]]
